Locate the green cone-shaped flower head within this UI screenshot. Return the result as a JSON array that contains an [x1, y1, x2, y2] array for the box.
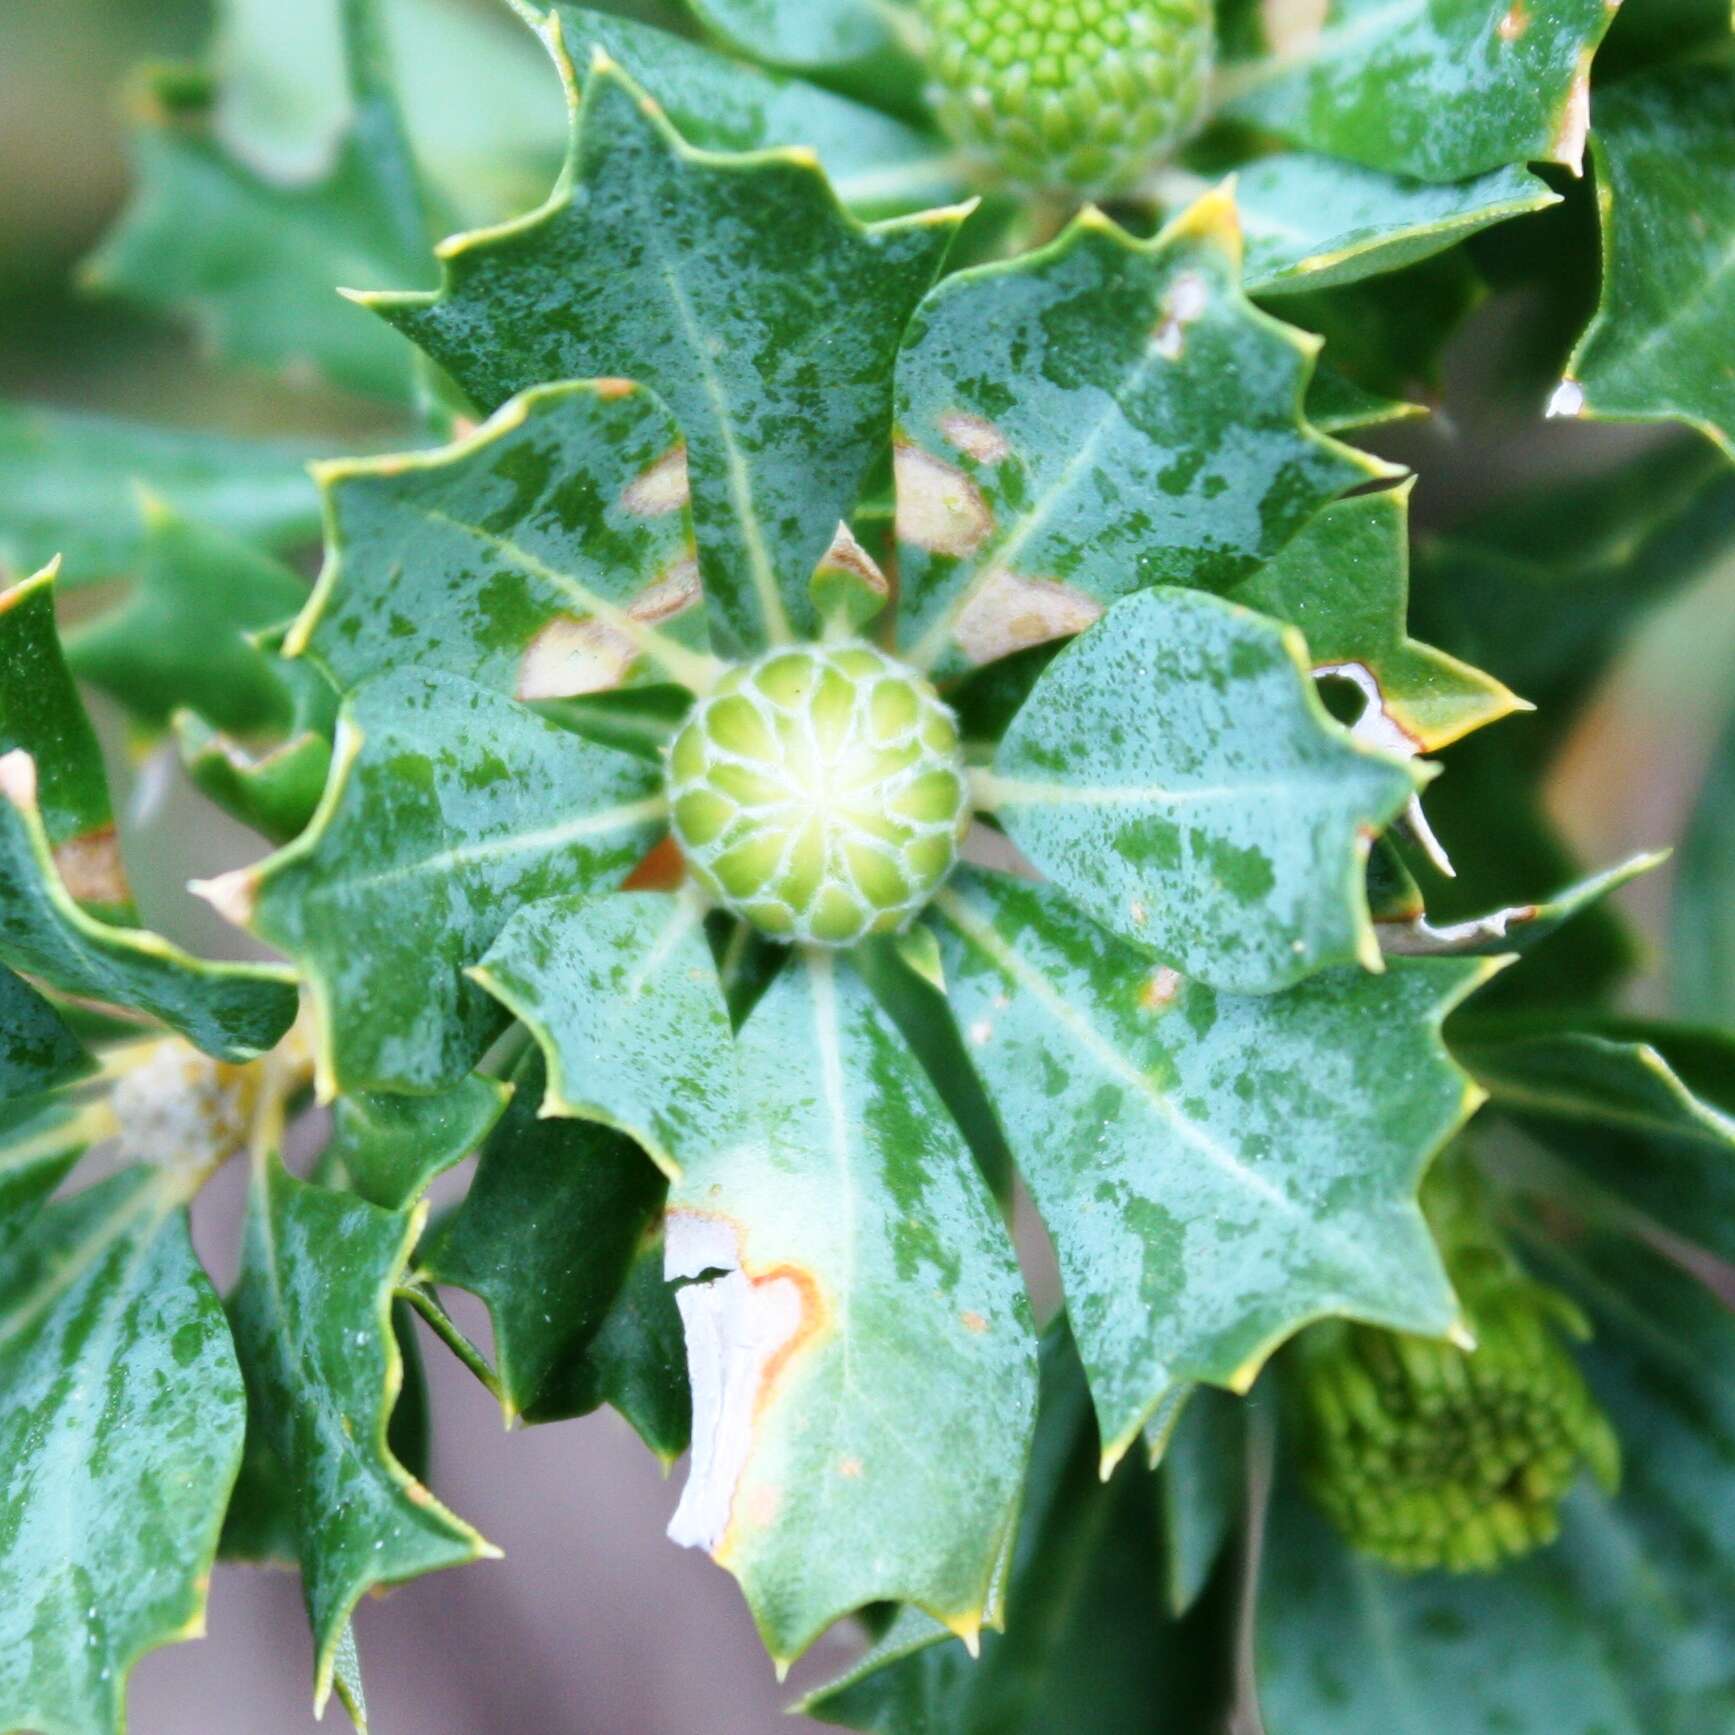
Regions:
[[920, 0, 1213, 195], [667, 642, 971, 948], [1291, 1235, 1621, 1572]]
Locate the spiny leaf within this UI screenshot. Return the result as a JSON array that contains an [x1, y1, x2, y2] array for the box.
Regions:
[[210, 667, 664, 1094], [471, 890, 740, 1179], [665, 947, 1036, 1667], [367, 50, 964, 654], [0, 753, 297, 1062], [892, 195, 1386, 680], [977, 585, 1418, 990], [1560, 64, 1735, 460], [0, 401, 322, 587], [86, 0, 435, 402], [228, 1151, 492, 1714], [1216, 0, 1615, 181], [323, 1072, 511, 1209], [1158, 156, 1558, 298], [0, 565, 126, 916], [0, 969, 92, 1108], [0, 1168, 246, 1735], [420, 1049, 686, 1449], [67, 499, 310, 736], [931, 871, 1489, 1466], [290, 379, 711, 701], [174, 705, 335, 847], [1226, 483, 1524, 755]]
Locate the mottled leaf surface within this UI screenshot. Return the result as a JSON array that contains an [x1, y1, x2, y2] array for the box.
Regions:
[[1217, 0, 1612, 180], [472, 890, 740, 1179], [228, 1153, 490, 1711], [421, 1049, 685, 1448], [0, 401, 322, 586], [228, 668, 664, 1094], [372, 56, 960, 653], [981, 586, 1417, 990], [1565, 65, 1735, 459], [0, 969, 91, 1107], [665, 949, 1035, 1665], [893, 197, 1381, 679], [0, 1169, 245, 1735], [292, 379, 708, 699], [324, 1072, 511, 1209], [933, 872, 1483, 1463]]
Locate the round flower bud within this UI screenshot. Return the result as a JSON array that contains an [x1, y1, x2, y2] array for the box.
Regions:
[[919, 0, 1213, 195], [666, 642, 971, 948], [1290, 1275, 1621, 1573]]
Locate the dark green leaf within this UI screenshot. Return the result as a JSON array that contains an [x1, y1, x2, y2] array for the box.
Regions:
[[228, 1151, 491, 1713], [1673, 704, 1735, 1026], [892, 195, 1385, 680], [215, 667, 664, 1093], [0, 968, 92, 1107], [979, 585, 1417, 990], [0, 1168, 245, 1735], [0, 1096, 113, 1263], [1159, 1387, 1246, 1616], [932, 871, 1488, 1464], [324, 1073, 511, 1209], [369, 55, 962, 654]]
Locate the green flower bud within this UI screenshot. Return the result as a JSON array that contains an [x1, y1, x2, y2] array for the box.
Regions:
[[667, 643, 971, 948], [1289, 1164, 1621, 1573], [919, 0, 1214, 195]]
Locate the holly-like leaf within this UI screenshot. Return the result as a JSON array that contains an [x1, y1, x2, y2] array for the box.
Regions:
[[86, 0, 434, 403], [0, 1097, 111, 1261], [289, 379, 712, 701], [538, 6, 959, 214], [0, 968, 92, 1107], [665, 947, 1036, 1666], [1454, 1016, 1735, 1149], [804, 1322, 1216, 1735], [420, 1050, 686, 1450], [0, 1167, 246, 1735], [0, 565, 126, 916], [228, 1151, 492, 1713], [208, 668, 664, 1094], [1158, 157, 1557, 298], [0, 401, 323, 587], [367, 52, 964, 654], [681, 0, 909, 72], [1254, 1232, 1735, 1733], [175, 700, 335, 846], [0, 753, 297, 1062], [892, 194, 1385, 680], [1226, 484, 1524, 755], [931, 871, 1488, 1466], [1559, 65, 1735, 460], [1674, 706, 1735, 1027], [471, 890, 739, 1179], [68, 500, 309, 737], [976, 585, 1417, 990], [323, 1072, 511, 1209], [1216, 0, 1614, 181]]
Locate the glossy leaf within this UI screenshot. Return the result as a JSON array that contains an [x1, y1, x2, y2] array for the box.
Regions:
[[1227, 484, 1523, 754], [324, 1072, 511, 1209], [420, 1049, 685, 1449], [1159, 157, 1557, 298], [682, 0, 907, 70], [290, 379, 710, 700], [68, 500, 309, 736], [472, 890, 739, 1179], [1673, 706, 1735, 1026], [175, 704, 335, 847], [0, 1168, 245, 1735], [370, 53, 963, 654], [893, 195, 1384, 679], [1562, 66, 1735, 460], [228, 1151, 492, 1712], [665, 948, 1036, 1666], [1216, 0, 1613, 181], [0, 1097, 110, 1261], [216, 667, 665, 1094], [0, 565, 124, 915], [979, 585, 1417, 990], [933, 871, 1487, 1465], [0, 754, 297, 1061], [0, 401, 322, 587], [0, 968, 92, 1107], [87, 0, 434, 402]]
